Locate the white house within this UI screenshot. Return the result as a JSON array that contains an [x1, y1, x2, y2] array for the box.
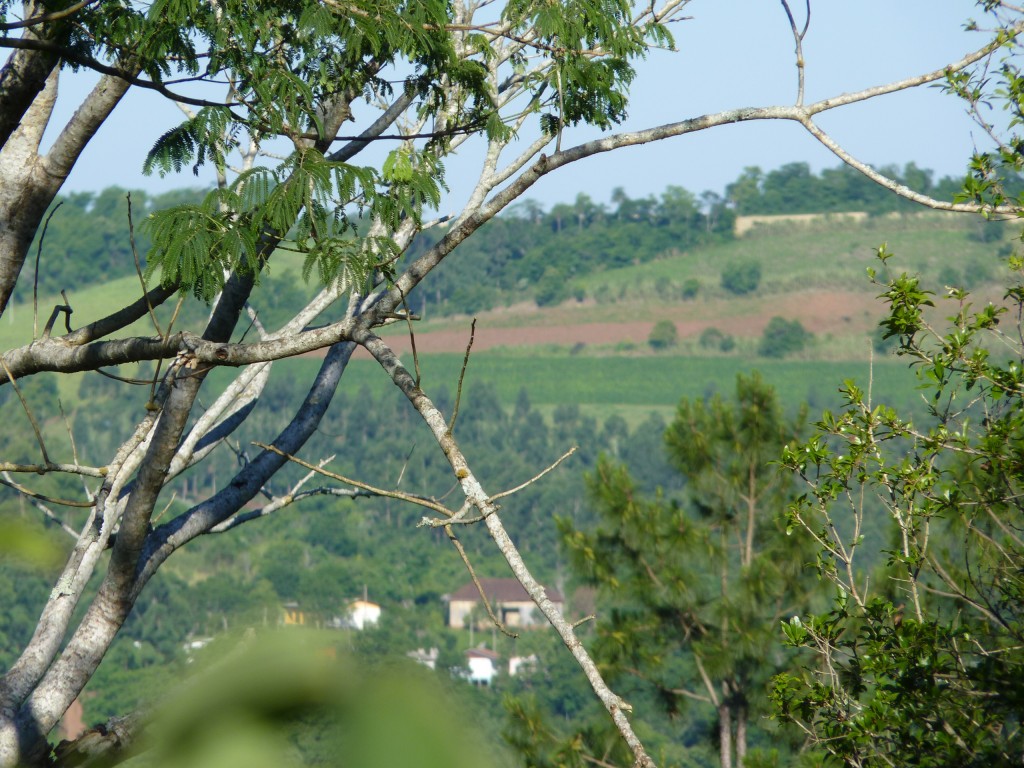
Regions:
[[465, 647, 500, 685], [347, 599, 381, 630]]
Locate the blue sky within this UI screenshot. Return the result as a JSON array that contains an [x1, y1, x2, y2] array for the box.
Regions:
[[45, 0, 991, 209]]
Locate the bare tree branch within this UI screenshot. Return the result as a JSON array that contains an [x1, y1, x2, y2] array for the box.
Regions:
[[357, 328, 654, 767]]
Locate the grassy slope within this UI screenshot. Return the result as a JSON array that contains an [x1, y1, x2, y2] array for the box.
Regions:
[[576, 213, 1003, 295]]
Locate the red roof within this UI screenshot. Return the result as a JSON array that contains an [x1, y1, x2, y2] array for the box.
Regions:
[[449, 578, 563, 604], [466, 647, 500, 660]]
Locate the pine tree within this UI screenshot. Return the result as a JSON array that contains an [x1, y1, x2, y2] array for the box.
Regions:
[[562, 373, 820, 768]]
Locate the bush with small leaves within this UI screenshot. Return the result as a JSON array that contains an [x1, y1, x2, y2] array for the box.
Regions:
[[699, 326, 734, 352], [648, 319, 678, 349], [774, 248, 1024, 767], [721, 259, 762, 295], [758, 317, 810, 358]]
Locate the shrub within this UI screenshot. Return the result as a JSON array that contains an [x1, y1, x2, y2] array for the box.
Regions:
[[699, 326, 734, 352], [681, 278, 700, 299], [721, 260, 762, 295], [758, 317, 810, 358], [648, 319, 678, 349], [535, 267, 570, 306]]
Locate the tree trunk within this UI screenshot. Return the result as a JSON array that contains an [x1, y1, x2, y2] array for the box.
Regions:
[[0, 268, 258, 766], [0, 2, 59, 152], [736, 701, 747, 768], [0, 70, 132, 317], [718, 702, 733, 768]]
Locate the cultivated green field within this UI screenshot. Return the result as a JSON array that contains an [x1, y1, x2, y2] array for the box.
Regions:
[[257, 350, 926, 428]]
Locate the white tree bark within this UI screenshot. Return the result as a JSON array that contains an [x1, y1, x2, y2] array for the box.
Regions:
[[0, 69, 132, 315]]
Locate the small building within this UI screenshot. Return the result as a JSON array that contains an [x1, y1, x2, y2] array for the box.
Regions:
[[281, 601, 307, 626], [508, 653, 538, 677], [447, 578, 563, 629], [347, 599, 381, 630], [407, 647, 439, 670], [465, 647, 500, 685], [182, 636, 214, 663]]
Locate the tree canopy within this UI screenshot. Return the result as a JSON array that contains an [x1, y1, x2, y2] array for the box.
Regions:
[[562, 373, 816, 768], [773, 250, 1024, 766]]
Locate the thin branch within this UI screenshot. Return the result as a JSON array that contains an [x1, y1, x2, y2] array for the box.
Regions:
[[328, 90, 416, 163], [448, 318, 476, 433], [400, 290, 422, 388], [209, 486, 371, 533], [57, 399, 95, 503], [0, 473, 95, 508], [60, 284, 178, 346], [41, 290, 73, 338], [0, 0, 102, 30], [252, 442, 451, 516], [126, 194, 162, 336], [25, 498, 80, 540], [92, 368, 156, 386], [32, 201, 63, 339], [444, 524, 518, 638], [490, 445, 578, 502], [778, 0, 809, 105], [798, 115, 1018, 214], [392, 443, 416, 489], [580, 754, 624, 768], [0, 37, 241, 110], [147, 294, 186, 408], [0, 357, 50, 465], [0, 462, 105, 477]]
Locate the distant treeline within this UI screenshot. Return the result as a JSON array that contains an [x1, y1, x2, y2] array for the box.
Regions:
[[405, 184, 735, 313], [19, 186, 208, 299], [19, 161, 981, 310], [725, 161, 965, 216]]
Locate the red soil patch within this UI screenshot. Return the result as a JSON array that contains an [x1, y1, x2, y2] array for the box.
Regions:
[[359, 290, 880, 355]]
